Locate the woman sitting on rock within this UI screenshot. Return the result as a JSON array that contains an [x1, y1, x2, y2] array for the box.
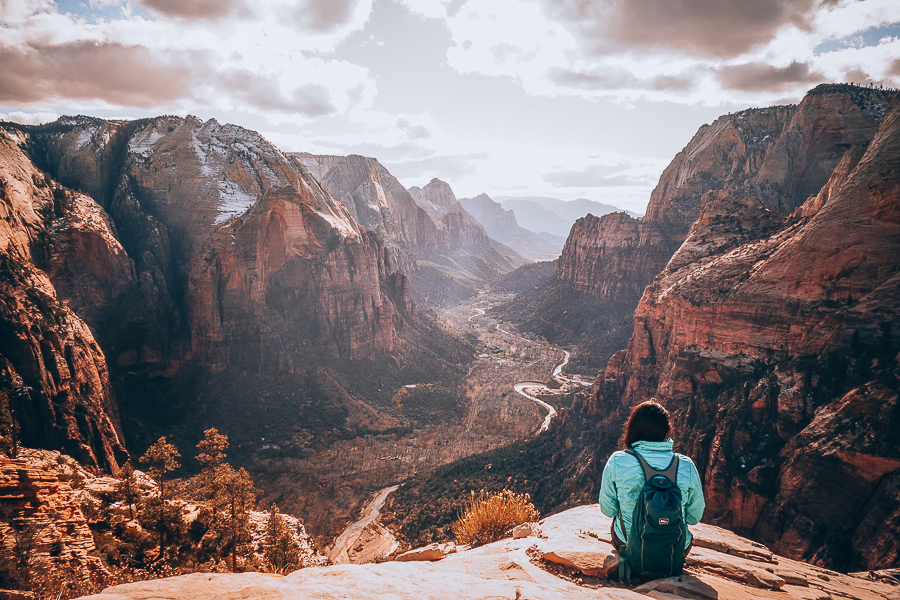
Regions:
[[599, 400, 705, 579]]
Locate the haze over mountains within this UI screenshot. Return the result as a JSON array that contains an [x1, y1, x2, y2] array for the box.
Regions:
[[494, 196, 638, 238], [1, 82, 899, 597], [393, 83, 900, 572]]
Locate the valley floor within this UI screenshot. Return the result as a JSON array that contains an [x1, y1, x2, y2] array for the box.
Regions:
[[267, 289, 592, 555]]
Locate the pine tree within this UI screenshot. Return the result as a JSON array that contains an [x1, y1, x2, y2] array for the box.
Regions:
[[196, 428, 229, 484], [262, 504, 301, 574], [116, 462, 141, 520], [218, 465, 256, 572], [139, 437, 184, 560]]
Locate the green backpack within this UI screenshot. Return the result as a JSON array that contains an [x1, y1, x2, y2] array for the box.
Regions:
[[617, 449, 687, 580]]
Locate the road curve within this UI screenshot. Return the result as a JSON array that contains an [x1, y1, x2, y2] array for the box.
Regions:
[[514, 382, 557, 432]]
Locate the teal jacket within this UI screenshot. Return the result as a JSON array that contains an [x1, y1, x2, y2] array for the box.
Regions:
[[599, 440, 705, 545]]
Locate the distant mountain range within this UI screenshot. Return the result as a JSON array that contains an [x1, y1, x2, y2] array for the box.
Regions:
[[458, 194, 563, 261], [493, 196, 638, 238]]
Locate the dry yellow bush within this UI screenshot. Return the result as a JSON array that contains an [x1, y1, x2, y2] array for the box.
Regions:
[[452, 489, 539, 547]]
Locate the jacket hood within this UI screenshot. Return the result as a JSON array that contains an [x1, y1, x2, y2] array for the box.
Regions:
[[631, 439, 674, 452]]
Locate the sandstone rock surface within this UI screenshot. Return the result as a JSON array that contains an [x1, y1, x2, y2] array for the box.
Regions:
[[0, 128, 127, 471], [578, 91, 900, 570], [298, 159, 525, 304], [77, 505, 900, 600], [512, 84, 894, 370]]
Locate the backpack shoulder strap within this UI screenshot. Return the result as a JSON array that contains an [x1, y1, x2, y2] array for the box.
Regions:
[[625, 449, 679, 485]]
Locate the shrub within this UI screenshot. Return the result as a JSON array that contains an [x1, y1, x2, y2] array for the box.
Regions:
[[452, 489, 539, 547]]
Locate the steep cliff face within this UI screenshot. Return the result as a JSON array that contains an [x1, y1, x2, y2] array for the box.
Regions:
[[29, 116, 409, 370], [291, 160, 524, 305], [0, 127, 127, 472], [503, 85, 894, 371], [291, 153, 439, 270], [409, 179, 524, 271], [582, 92, 900, 571], [1, 115, 420, 471], [407, 179, 459, 220], [459, 194, 562, 260]]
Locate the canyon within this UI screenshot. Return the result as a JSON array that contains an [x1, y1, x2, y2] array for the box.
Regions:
[[0, 80, 898, 599], [0, 115, 543, 548], [502, 84, 896, 372], [389, 84, 900, 573]]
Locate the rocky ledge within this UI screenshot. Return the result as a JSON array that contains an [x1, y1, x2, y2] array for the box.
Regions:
[[79, 505, 900, 600]]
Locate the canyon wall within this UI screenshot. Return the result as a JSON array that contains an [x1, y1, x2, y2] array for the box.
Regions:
[[502, 84, 894, 371], [575, 91, 900, 571], [557, 84, 893, 306], [295, 159, 525, 305], [0, 127, 127, 472], [0, 115, 418, 469]]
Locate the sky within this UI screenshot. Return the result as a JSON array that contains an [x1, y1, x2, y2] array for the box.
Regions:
[[1, 0, 899, 214]]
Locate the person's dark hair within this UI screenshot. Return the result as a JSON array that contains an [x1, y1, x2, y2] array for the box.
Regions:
[[620, 400, 670, 449]]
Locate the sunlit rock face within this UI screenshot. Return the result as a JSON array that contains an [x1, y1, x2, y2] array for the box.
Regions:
[[555, 84, 893, 309], [0, 127, 127, 472], [291, 153, 440, 275], [580, 92, 900, 571], [29, 115, 410, 370], [1, 116, 413, 465], [408, 178, 525, 274]]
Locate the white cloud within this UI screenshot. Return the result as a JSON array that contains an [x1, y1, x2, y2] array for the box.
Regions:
[[0, 0, 377, 120], [0, 110, 59, 124], [432, 0, 900, 105]]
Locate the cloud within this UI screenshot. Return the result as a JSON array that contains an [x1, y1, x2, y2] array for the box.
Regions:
[[217, 71, 336, 115], [294, 0, 365, 33], [396, 118, 430, 139], [0, 41, 202, 107], [383, 153, 488, 180], [136, 0, 245, 20], [543, 161, 655, 188], [547, 67, 695, 92], [889, 58, 900, 77], [0, 110, 59, 125], [716, 60, 825, 92], [541, 0, 834, 58]]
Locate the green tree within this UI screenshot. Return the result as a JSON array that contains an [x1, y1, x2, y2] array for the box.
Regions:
[[196, 428, 229, 515], [193, 430, 256, 572], [218, 465, 256, 573], [115, 462, 140, 520], [262, 504, 301, 574], [139, 437, 183, 560]]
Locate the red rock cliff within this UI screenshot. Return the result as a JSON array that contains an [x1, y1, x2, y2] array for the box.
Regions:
[[555, 84, 893, 305], [1, 115, 416, 466], [0, 127, 127, 472], [581, 91, 900, 571]]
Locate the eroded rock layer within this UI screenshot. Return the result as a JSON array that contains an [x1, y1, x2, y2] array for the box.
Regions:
[[0, 128, 127, 472], [1, 115, 415, 468], [295, 159, 525, 305], [507, 84, 894, 371], [580, 91, 900, 571]]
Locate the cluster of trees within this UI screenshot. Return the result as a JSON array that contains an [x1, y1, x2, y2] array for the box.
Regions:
[[127, 429, 304, 574], [0, 424, 307, 599]]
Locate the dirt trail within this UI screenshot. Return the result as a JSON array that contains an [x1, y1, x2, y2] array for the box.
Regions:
[[328, 484, 400, 564]]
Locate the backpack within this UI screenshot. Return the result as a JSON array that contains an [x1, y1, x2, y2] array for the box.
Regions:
[[617, 449, 687, 580]]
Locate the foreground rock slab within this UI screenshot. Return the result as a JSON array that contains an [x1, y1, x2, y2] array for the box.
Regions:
[[80, 505, 900, 600]]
